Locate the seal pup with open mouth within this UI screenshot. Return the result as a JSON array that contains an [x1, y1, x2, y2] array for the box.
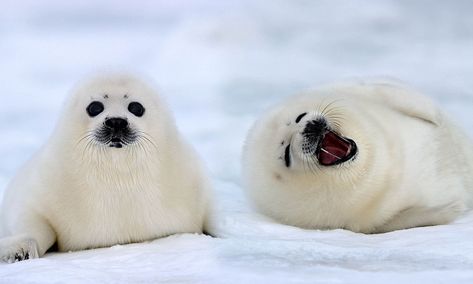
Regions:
[[0, 74, 211, 262], [242, 80, 473, 233]]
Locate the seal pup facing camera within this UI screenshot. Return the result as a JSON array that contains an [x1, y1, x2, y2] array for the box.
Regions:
[[243, 80, 473, 233], [0, 74, 211, 262]]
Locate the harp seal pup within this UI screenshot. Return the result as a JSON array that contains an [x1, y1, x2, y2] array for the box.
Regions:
[[243, 80, 473, 233], [0, 74, 211, 262]]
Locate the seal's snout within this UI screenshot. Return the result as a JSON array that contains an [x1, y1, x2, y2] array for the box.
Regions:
[[300, 118, 328, 157], [105, 117, 128, 131], [96, 117, 135, 148], [302, 118, 328, 138]]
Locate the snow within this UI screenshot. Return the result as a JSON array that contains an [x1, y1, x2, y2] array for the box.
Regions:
[[1, 0, 473, 283]]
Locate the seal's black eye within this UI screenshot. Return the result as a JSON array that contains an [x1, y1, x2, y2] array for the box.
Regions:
[[295, 112, 307, 123], [86, 101, 104, 117], [128, 102, 145, 117]]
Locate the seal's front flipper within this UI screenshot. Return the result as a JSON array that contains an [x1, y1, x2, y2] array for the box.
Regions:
[[0, 235, 40, 263], [0, 215, 56, 263]]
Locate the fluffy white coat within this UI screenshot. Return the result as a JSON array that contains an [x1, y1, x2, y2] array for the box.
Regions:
[[0, 75, 211, 262], [243, 80, 473, 233]]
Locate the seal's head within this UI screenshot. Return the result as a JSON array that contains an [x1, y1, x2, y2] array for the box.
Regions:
[[284, 112, 358, 168], [243, 92, 371, 191], [56, 74, 175, 162]]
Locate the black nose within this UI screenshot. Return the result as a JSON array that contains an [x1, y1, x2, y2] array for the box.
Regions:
[[302, 118, 327, 137], [104, 117, 128, 130]]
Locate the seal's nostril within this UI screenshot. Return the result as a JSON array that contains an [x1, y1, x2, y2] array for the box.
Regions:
[[118, 119, 128, 129], [105, 118, 128, 130], [302, 119, 327, 137]]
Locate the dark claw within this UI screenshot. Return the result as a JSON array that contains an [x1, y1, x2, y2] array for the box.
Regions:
[[14, 253, 22, 261], [24, 252, 30, 260]]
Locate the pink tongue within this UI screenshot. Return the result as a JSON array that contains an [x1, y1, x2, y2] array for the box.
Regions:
[[317, 131, 352, 166]]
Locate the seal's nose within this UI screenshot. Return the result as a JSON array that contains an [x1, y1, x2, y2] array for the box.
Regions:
[[104, 117, 128, 130], [302, 118, 327, 137]]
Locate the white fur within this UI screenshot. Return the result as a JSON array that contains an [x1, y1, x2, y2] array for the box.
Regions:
[[0, 74, 211, 262], [243, 80, 473, 233]]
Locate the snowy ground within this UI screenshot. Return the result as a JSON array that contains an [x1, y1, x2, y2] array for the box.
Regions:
[[1, 0, 473, 283]]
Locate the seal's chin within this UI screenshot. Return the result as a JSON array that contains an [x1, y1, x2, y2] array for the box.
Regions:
[[316, 131, 357, 166]]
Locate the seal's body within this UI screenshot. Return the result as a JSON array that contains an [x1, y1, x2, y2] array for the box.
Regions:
[[0, 75, 210, 262], [243, 80, 473, 233]]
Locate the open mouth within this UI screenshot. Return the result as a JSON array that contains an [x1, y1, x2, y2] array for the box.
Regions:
[[316, 130, 357, 166]]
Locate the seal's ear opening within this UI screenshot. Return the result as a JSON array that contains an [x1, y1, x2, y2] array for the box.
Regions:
[[316, 131, 357, 166]]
